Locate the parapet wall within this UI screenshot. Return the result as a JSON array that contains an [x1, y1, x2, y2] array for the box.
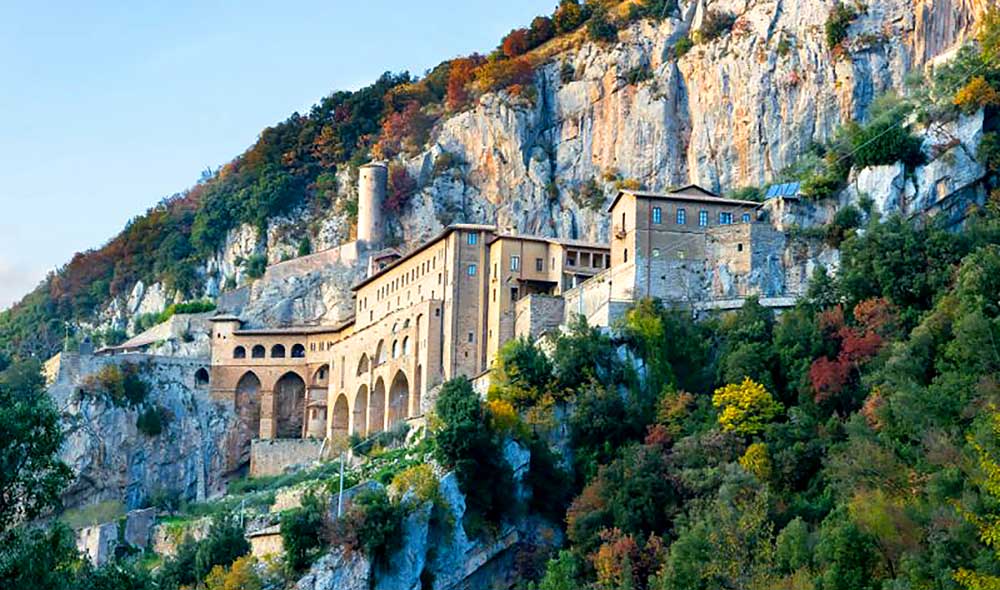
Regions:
[[250, 438, 326, 477]]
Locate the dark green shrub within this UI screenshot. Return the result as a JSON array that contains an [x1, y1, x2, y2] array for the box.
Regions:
[[332, 488, 404, 565], [553, 0, 588, 34], [573, 177, 605, 210], [586, 7, 618, 43], [297, 237, 312, 257], [628, 0, 678, 21], [825, 205, 863, 247], [192, 516, 250, 582], [244, 254, 267, 279], [136, 404, 169, 437], [488, 337, 553, 410], [674, 35, 694, 58], [281, 492, 326, 572], [825, 2, 859, 50], [848, 118, 923, 169], [624, 64, 653, 85], [978, 131, 1000, 172], [697, 10, 736, 43]]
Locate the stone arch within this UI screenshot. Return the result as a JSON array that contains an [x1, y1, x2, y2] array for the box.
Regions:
[[194, 367, 210, 387], [236, 371, 262, 441], [402, 336, 410, 356], [375, 339, 386, 365], [274, 372, 305, 438], [354, 385, 369, 436], [331, 394, 349, 438], [252, 345, 265, 359], [388, 370, 409, 428], [291, 343, 306, 358], [369, 377, 386, 434], [312, 365, 329, 387], [233, 346, 246, 359], [391, 340, 399, 358], [357, 354, 370, 376], [271, 344, 286, 358]]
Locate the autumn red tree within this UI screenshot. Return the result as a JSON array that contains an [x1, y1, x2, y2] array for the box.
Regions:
[[502, 28, 531, 58], [385, 164, 417, 213], [446, 55, 484, 111]]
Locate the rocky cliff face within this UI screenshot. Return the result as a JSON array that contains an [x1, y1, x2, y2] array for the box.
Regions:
[[89, 0, 989, 335], [49, 353, 239, 509]]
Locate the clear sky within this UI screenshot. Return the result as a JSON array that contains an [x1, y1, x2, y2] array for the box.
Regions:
[[0, 0, 552, 310]]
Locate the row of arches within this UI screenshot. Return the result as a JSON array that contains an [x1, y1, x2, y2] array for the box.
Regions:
[[234, 370, 307, 439], [233, 343, 306, 360], [330, 369, 419, 438]]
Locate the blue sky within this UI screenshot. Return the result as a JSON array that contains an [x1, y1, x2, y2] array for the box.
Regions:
[[0, 0, 552, 310]]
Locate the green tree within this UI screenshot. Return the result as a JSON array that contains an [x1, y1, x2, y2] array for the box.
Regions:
[[488, 337, 553, 409], [281, 492, 326, 572], [433, 377, 513, 529], [0, 361, 73, 532]]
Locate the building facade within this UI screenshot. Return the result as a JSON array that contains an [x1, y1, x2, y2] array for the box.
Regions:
[[208, 179, 802, 460]]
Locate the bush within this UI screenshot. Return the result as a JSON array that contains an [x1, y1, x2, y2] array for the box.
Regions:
[[553, 0, 588, 34], [281, 492, 326, 573], [696, 10, 736, 43], [243, 254, 267, 279], [712, 377, 783, 435], [82, 363, 149, 408], [825, 2, 858, 50], [624, 64, 653, 85], [433, 377, 514, 531], [476, 57, 535, 94], [385, 164, 417, 214], [978, 131, 1000, 172], [847, 117, 923, 169], [573, 177, 605, 210], [586, 7, 618, 43], [297, 237, 312, 257], [136, 404, 169, 437], [628, 0, 678, 22], [390, 464, 441, 506], [488, 337, 554, 410], [332, 488, 404, 565], [826, 204, 863, 247], [673, 35, 693, 58]]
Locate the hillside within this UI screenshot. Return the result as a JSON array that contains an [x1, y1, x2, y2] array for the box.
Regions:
[[1, 0, 989, 361], [5, 2, 1000, 590]]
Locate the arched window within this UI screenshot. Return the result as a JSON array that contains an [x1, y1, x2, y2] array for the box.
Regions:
[[375, 340, 386, 365], [271, 344, 286, 358], [403, 319, 410, 329], [357, 354, 370, 376], [402, 336, 410, 356], [391, 340, 399, 358], [195, 368, 210, 387], [233, 346, 246, 359], [291, 343, 306, 358], [251, 345, 266, 359]]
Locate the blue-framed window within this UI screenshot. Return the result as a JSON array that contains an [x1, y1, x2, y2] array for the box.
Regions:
[[677, 208, 686, 225], [699, 210, 709, 227], [652, 207, 662, 224]]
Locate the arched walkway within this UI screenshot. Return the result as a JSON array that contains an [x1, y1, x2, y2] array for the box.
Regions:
[[388, 371, 409, 428], [194, 367, 210, 387], [353, 385, 368, 436], [274, 372, 306, 438], [331, 394, 349, 438], [235, 371, 261, 439], [369, 377, 386, 433]]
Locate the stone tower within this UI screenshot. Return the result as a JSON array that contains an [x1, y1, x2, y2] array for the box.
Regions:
[[357, 162, 387, 245]]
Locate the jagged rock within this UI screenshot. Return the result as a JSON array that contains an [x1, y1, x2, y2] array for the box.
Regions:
[[503, 439, 532, 504], [848, 162, 907, 216], [912, 144, 986, 213], [296, 549, 371, 590], [49, 354, 237, 510], [374, 500, 433, 590]]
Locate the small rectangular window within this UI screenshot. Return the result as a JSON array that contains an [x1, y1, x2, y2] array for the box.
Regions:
[[468, 332, 474, 343], [511, 287, 519, 303], [467, 264, 477, 276], [467, 233, 478, 245], [719, 212, 733, 225], [652, 207, 662, 224], [510, 255, 520, 271], [742, 212, 752, 223], [567, 254, 576, 266], [535, 258, 543, 272], [699, 210, 709, 227], [677, 208, 686, 225]]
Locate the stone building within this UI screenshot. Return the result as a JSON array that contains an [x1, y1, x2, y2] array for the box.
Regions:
[[208, 174, 805, 469]]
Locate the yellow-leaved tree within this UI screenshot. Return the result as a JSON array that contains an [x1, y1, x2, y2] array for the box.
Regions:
[[712, 377, 782, 436], [955, 407, 1000, 590]]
